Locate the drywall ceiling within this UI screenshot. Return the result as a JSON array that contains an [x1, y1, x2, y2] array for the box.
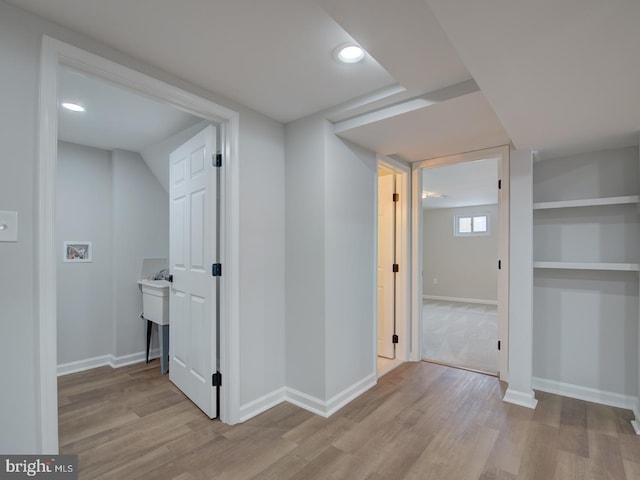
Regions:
[[58, 66, 202, 152], [421, 157, 498, 209], [335, 91, 510, 162], [426, 0, 640, 155], [8, 0, 396, 123]]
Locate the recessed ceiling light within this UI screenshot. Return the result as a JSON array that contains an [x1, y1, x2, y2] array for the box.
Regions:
[[61, 102, 85, 112], [334, 43, 366, 64]]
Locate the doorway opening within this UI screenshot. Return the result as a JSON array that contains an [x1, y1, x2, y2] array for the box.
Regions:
[[37, 36, 240, 453], [376, 158, 410, 377], [412, 146, 510, 380]]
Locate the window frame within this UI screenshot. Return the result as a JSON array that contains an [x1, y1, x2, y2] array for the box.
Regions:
[[454, 212, 490, 237]]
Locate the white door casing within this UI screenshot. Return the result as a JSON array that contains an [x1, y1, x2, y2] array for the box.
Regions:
[[170, 125, 218, 418], [378, 173, 396, 359]]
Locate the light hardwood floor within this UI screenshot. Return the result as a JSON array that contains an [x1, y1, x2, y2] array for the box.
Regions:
[[58, 360, 640, 479]]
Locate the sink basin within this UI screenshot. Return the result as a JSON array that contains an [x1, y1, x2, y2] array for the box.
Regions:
[[138, 279, 170, 325]]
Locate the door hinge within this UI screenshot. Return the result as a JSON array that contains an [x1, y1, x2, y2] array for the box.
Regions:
[[392, 334, 399, 344], [212, 263, 222, 277], [212, 371, 222, 387], [213, 153, 223, 168], [392, 193, 399, 202], [498, 260, 502, 270], [392, 264, 399, 273], [498, 340, 501, 351], [498, 179, 502, 190]]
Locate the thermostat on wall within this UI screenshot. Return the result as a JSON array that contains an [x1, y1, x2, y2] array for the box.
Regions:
[[0, 211, 18, 242]]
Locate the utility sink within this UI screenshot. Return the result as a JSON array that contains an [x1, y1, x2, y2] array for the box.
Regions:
[[138, 279, 170, 325]]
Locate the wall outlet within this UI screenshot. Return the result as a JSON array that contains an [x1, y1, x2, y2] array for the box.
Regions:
[[0, 211, 17, 242], [433, 278, 438, 284]]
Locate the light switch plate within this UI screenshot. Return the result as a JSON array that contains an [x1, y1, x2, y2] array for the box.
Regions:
[[0, 211, 18, 242]]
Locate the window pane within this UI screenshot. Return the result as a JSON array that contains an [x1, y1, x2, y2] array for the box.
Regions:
[[473, 216, 487, 232], [458, 217, 472, 233]]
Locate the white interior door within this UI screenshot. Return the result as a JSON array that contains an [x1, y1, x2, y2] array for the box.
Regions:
[[169, 125, 218, 418], [378, 174, 396, 359]]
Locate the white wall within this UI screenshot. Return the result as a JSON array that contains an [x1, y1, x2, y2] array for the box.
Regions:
[[0, 0, 285, 452], [111, 149, 169, 358], [285, 115, 327, 399], [285, 114, 377, 404], [325, 130, 376, 399], [56, 142, 114, 365], [422, 204, 498, 302], [238, 111, 286, 405]]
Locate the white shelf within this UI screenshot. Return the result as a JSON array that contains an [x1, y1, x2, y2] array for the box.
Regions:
[[533, 195, 640, 210], [534, 261, 640, 271]]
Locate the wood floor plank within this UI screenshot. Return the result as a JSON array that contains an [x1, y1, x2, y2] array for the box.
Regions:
[[58, 361, 640, 480]]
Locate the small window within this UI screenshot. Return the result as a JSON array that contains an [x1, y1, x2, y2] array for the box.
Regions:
[[455, 214, 489, 236]]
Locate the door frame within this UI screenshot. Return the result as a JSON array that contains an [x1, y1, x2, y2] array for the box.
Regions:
[[37, 36, 241, 453], [375, 156, 411, 374], [411, 145, 510, 380]]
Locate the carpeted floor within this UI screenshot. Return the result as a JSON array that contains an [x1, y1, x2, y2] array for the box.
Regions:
[[422, 299, 497, 374]]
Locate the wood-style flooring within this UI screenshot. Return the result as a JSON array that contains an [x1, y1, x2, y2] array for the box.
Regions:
[[58, 360, 640, 479]]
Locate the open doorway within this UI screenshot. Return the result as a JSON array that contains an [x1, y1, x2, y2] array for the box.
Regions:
[[411, 146, 510, 380], [420, 158, 499, 374], [55, 64, 222, 447], [38, 37, 240, 452]]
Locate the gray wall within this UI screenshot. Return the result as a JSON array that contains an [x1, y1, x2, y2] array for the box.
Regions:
[[285, 115, 327, 399], [325, 131, 376, 399], [56, 143, 169, 365], [111, 149, 169, 358], [285, 114, 376, 402], [0, 1, 285, 452], [422, 205, 498, 302], [56, 142, 114, 365]]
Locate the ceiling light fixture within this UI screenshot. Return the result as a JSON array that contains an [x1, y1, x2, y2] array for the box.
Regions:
[[334, 43, 366, 64], [61, 102, 85, 112], [422, 191, 447, 199]]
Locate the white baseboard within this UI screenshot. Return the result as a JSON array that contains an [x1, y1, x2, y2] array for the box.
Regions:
[[503, 387, 538, 409], [239, 373, 378, 422], [285, 387, 329, 417], [324, 373, 377, 417], [423, 295, 497, 306], [239, 387, 287, 423], [532, 377, 637, 411], [57, 349, 160, 376]]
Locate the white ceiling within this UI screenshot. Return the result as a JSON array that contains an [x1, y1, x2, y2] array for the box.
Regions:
[[421, 157, 498, 209], [426, 0, 640, 156], [8, 0, 640, 160], [58, 67, 202, 152]]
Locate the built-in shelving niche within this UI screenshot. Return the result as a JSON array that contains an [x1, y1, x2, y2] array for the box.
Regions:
[[532, 146, 640, 432]]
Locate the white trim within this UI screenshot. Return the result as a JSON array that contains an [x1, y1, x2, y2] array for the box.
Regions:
[[503, 387, 538, 409], [532, 377, 637, 411], [284, 374, 377, 418], [422, 295, 498, 306], [285, 388, 328, 417], [37, 36, 241, 453], [57, 349, 161, 376], [324, 373, 377, 417], [239, 388, 287, 423]]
